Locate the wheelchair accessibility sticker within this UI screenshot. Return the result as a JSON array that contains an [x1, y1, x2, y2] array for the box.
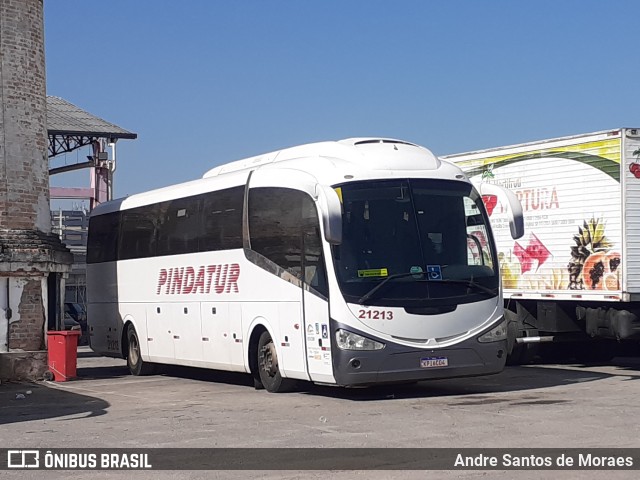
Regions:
[[426, 265, 442, 280]]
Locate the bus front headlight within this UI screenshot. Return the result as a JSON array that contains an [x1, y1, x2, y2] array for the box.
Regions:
[[336, 329, 385, 351], [478, 318, 508, 343]]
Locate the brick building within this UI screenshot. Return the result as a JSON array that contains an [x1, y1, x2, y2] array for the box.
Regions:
[[0, 0, 73, 379], [0, 1, 137, 380]]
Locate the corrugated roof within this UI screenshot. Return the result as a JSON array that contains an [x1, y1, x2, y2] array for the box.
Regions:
[[46, 96, 137, 139]]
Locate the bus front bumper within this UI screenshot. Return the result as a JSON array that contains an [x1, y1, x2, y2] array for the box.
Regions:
[[330, 323, 508, 386]]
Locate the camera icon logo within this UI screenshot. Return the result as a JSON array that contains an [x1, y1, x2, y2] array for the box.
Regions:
[[7, 450, 40, 469]]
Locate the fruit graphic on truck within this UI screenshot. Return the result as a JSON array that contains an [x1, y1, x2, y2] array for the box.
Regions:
[[445, 129, 640, 363]]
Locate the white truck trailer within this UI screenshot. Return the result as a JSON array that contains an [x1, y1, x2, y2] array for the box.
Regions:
[[444, 128, 640, 363]]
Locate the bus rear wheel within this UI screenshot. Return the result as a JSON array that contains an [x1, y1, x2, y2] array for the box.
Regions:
[[257, 331, 295, 393], [126, 324, 155, 376]]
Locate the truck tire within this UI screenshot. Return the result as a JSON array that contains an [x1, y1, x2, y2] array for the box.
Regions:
[[506, 327, 539, 365], [505, 309, 539, 365]]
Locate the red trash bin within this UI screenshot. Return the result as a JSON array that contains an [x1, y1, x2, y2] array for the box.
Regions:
[[47, 330, 81, 381]]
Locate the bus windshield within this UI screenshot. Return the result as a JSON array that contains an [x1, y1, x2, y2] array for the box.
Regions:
[[331, 179, 498, 307]]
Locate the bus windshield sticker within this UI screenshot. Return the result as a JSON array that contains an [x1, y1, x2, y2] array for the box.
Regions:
[[357, 268, 388, 278], [426, 265, 442, 281], [334, 187, 343, 203]]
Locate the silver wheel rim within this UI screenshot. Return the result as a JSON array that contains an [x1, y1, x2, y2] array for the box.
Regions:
[[259, 340, 278, 378], [129, 333, 139, 366]]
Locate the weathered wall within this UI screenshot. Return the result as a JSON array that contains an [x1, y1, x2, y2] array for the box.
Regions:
[[0, 0, 72, 380], [0, 0, 50, 232], [9, 277, 46, 351]]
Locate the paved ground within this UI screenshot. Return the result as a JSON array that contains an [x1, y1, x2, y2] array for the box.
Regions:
[[1, 347, 640, 479]]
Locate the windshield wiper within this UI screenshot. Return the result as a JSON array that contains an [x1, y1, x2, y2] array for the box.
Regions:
[[436, 278, 497, 296], [358, 272, 427, 305], [358, 274, 497, 304]]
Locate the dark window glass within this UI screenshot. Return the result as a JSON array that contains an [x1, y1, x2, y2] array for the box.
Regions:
[[89, 186, 245, 262], [332, 179, 498, 307], [249, 187, 328, 296], [303, 220, 328, 297], [119, 205, 158, 260], [156, 196, 201, 256], [87, 212, 121, 264], [200, 186, 244, 251]]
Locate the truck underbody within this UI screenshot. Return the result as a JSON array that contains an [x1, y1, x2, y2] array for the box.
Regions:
[[505, 299, 640, 364], [444, 128, 640, 366]]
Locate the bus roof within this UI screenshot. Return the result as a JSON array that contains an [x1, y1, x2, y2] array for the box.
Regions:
[[91, 138, 467, 216], [202, 138, 433, 179]]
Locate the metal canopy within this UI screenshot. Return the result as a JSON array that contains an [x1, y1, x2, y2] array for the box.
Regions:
[[47, 96, 137, 158]]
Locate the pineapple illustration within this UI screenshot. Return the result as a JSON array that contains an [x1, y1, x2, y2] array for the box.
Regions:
[[567, 218, 612, 290], [499, 252, 520, 289]]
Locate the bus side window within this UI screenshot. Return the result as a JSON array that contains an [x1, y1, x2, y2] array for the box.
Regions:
[[157, 197, 201, 256], [87, 211, 121, 264], [199, 186, 244, 252], [249, 187, 328, 297], [119, 206, 158, 260], [303, 225, 328, 298], [464, 197, 494, 270]]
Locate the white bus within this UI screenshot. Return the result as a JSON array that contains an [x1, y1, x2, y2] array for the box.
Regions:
[[87, 138, 523, 392]]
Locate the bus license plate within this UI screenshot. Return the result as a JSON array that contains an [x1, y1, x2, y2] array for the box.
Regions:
[[420, 357, 448, 368]]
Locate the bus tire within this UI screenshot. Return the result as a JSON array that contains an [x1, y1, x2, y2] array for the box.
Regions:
[[126, 324, 155, 376], [257, 331, 295, 393]]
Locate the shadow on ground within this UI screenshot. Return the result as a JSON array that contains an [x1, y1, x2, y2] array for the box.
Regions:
[[69, 353, 640, 402], [308, 354, 640, 401], [0, 381, 110, 425], [303, 364, 617, 401]]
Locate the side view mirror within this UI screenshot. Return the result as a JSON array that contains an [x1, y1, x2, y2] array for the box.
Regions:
[[475, 182, 524, 239], [316, 185, 342, 245]]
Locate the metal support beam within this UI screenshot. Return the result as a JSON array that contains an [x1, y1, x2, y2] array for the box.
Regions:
[[49, 160, 94, 176], [49, 187, 94, 199], [48, 134, 96, 158]]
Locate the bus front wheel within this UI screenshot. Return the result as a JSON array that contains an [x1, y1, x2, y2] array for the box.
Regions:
[[126, 324, 155, 376], [257, 331, 295, 393]]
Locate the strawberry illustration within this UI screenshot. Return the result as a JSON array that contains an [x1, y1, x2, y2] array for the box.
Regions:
[[481, 194, 498, 216], [525, 233, 551, 267], [513, 242, 534, 274]]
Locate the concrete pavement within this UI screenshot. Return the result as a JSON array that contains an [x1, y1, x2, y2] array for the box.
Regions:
[[1, 347, 640, 479]]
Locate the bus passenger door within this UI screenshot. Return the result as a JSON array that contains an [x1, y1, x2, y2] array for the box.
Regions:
[[303, 289, 334, 383], [277, 301, 308, 380], [302, 229, 335, 384], [246, 169, 335, 383]]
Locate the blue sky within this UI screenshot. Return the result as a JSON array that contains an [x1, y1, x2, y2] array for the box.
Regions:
[[45, 0, 640, 200]]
